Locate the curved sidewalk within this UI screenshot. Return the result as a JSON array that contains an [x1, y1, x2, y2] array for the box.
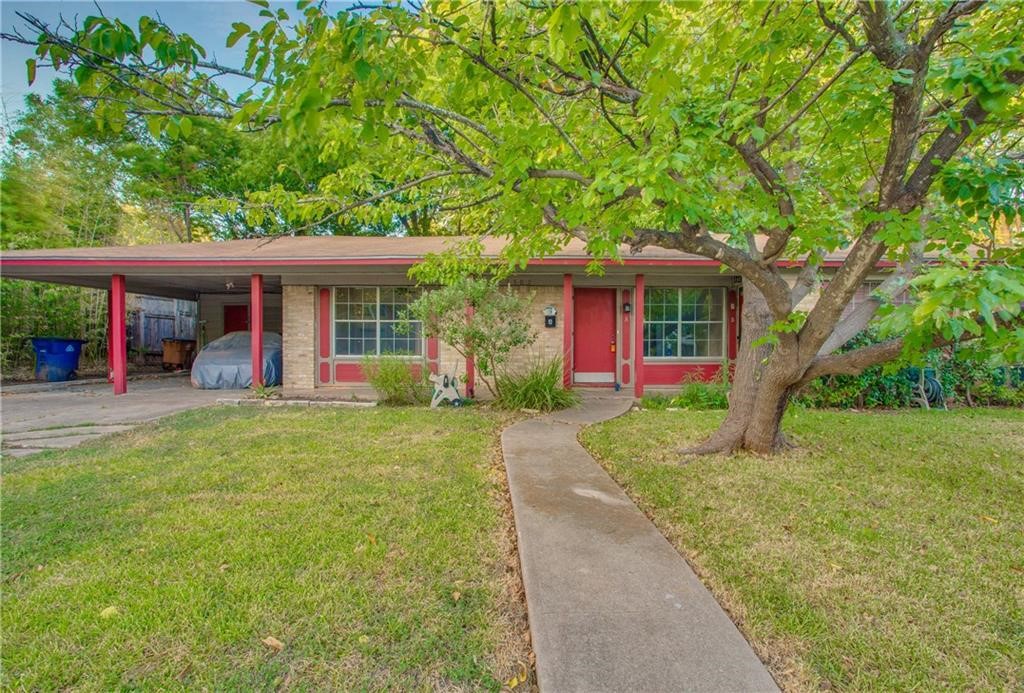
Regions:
[[501, 394, 778, 692]]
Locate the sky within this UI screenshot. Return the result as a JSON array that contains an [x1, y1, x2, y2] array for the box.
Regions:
[[0, 0, 309, 118]]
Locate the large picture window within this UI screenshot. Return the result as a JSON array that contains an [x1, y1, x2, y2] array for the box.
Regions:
[[644, 287, 725, 358], [334, 287, 422, 356]]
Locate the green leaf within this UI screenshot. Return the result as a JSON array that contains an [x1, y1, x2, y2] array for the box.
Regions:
[[227, 22, 250, 48], [179, 116, 193, 138], [354, 59, 372, 82], [25, 58, 36, 85]]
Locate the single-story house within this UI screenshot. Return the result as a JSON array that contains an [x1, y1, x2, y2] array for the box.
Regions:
[[0, 236, 884, 397]]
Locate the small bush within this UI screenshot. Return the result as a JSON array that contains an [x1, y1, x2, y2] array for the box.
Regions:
[[642, 375, 730, 410], [639, 393, 675, 410], [794, 370, 915, 409], [674, 379, 730, 409], [360, 355, 430, 405], [496, 358, 579, 412], [971, 380, 1024, 407]]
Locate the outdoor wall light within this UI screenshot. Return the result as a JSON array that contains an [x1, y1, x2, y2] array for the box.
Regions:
[[543, 304, 557, 328], [623, 302, 632, 314]]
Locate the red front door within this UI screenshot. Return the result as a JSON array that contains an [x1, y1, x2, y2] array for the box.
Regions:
[[573, 288, 617, 384], [224, 304, 249, 333]]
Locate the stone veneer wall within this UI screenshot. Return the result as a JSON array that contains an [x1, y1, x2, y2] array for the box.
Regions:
[[282, 285, 315, 391]]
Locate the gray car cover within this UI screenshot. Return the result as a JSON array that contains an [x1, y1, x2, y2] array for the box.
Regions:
[[190, 331, 283, 389]]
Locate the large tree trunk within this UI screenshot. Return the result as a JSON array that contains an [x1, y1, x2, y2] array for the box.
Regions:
[[686, 278, 800, 456]]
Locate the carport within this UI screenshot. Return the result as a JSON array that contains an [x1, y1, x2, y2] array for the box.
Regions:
[[1, 243, 281, 394]]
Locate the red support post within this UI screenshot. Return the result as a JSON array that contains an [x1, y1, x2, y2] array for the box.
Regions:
[[562, 273, 573, 388], [633, 274, 645, 398], [106, 289, 114, 383], [110, 274, 127, 395], [251, 274, 264, 388]]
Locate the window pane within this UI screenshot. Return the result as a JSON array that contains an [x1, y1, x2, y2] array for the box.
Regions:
[[380, 287, 419, 320], [704, 323, 724, 357], [679, 323, 696, 357], [335, 321, 376, 355], [335, 287, 377, 321], [710, 289, 725, 317], [380, 321, 422, 355], [643, 322, 666, 357]]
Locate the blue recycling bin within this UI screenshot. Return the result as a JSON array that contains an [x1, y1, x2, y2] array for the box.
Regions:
[[30, 337, 87, 382]]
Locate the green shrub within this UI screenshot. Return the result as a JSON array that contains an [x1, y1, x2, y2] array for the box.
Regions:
[[360, 355, 430, 405], [674, 379, 730, 409], [795, 370, 916, 409], [496, 358, 579, 412], [970, 380, 1024, 407], [404, 278, 535, 399], [794, 331, 1024, 409], [639, 393, 675, 410], [642, 375, 730, 410]]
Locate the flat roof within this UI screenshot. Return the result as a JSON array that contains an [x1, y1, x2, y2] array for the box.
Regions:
[[0, 235, 869, 299], [0, 235, 731, 264]]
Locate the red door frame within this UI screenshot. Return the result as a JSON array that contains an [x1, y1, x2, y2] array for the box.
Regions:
[[634, 274, 645, 398], [572, 287, 617, 385]]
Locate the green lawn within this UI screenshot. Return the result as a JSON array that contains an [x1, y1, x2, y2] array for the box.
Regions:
[[2, 407, 530, 690], [581, 407, 1024, 691]]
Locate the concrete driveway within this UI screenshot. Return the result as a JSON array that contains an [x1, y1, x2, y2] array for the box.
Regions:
[[1, 377, 224, 457]]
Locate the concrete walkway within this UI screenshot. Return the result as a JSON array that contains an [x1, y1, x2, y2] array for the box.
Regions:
[[2, 378, 222, 457], [501, 393, 778, 692]]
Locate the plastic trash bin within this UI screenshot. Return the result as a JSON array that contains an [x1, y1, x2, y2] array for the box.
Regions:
[[30, 337, 87, 382]]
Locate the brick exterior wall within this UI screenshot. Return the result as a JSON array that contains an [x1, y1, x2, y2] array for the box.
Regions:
[[282, 282, 567, 396], [505, 285, 565, 373], [282, 285, 315, 391], [435, 284, 565, 398]]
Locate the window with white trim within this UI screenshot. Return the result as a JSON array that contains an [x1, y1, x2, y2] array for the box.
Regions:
[[643, 287, 725, 358], [334, 287, 422, 356]]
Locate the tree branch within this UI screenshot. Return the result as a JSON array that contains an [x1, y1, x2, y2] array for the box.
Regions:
[[761, 46, 868, 149], [816, 242, 924, 355], [629, 226, 793, 318], [790, 253, 823, 306], [898, 69, 1024, 211], [288, 169, 475, 234], [444, 35, 586, 162], [857, 0, 909, 68], [799, 308, 1021, 383]]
